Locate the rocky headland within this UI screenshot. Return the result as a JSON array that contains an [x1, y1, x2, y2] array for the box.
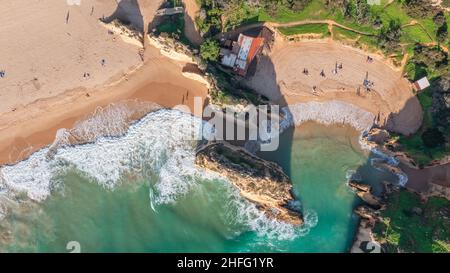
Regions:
[[195, 142, 303, 225]]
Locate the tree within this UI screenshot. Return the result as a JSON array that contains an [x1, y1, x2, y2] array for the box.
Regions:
[[354, 0, 371, 24], [404, 0, 437, 18], [200, 39, 220, 62], [433, 11, 449, 44], [412, 45, 448, 72], [437, 24, 449, 44], [377, 19, 402, 53], [324, 0, 348, 11], [433, 11, 447, 27], [286, 0, 311, 12], [431, 73, 450, 131], [421, 128, 445, 148]]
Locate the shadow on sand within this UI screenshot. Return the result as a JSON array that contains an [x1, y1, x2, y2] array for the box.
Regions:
[[103, 0, 144, 32], [221, 26, 426, 251]]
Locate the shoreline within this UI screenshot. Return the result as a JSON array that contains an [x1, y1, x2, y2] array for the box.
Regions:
[[0, 45, 208, 166]]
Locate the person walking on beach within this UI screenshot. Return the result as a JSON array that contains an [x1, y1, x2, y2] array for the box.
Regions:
[[320, 69, 325, 77], [101, 59, 106, 66], [66, 11, 70, 24]]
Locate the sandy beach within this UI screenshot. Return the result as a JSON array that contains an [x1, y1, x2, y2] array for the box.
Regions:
[[0, 1, 426, 170], [0, 0, 208, 165], [247, 39, 423, 135]]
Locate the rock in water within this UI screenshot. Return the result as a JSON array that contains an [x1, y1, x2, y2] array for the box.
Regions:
[[348, 180, 384, 210], [195, 142, 303, 225]]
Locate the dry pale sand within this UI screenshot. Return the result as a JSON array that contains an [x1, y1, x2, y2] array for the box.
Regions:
[[0, 0, 208, 165], [247, 40, 423, 135]]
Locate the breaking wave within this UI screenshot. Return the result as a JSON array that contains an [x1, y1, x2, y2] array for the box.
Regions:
[[0, 107, 311, 240]]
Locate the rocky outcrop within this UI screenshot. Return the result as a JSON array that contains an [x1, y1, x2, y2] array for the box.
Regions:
[[99, 19, 144, 47], [147, 34, 196, 63], [349, 181, 384, 210], [195, 142, 303, 225], [349, 181, 384, 253], [351, 206, 381, 253]]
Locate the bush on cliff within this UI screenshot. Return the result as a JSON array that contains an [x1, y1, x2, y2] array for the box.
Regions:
[[373, 190, 450, 253], [421, 128, 445, 148], [200, 39, 220, 62]]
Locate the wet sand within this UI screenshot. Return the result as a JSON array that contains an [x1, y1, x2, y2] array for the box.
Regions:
[[0, 46, 208, 165]]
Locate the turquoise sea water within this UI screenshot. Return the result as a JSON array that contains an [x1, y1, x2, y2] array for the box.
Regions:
[[0, 117, 384, 253]]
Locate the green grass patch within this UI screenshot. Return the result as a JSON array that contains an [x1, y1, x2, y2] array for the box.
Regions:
[[278, 23, 330, 36], [333, 26, 360, 40], [396, 134, 447, 166], [155, 14, 193, 47], [373, 190, 450, 253], [402, 25, 433, 44], [357, 35, 381, 51], [258, 0, 332, 23]]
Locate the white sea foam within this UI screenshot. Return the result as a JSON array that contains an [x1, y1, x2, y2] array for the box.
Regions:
[[0, 109, 212, 203], [280, 100, 375, 133], [278, 101, 409, 187], [0, 107, 308, 240], [219, 180, 318, 241]]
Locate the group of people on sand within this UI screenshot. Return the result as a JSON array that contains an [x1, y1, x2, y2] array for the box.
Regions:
[[302, 61, 344, 95], [81, 59, 107, 80], [303, 61, 344, 79], [0, 70, 5, 78]]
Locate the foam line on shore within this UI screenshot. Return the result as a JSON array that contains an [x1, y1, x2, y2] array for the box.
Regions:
[[278, 100, 407, 186], [280, 100, 375, 133], [0, 107, 306, 240]]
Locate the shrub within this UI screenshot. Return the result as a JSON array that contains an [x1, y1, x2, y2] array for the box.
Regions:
[[421, 128, 445, 148], [200, 39, 220, 62]]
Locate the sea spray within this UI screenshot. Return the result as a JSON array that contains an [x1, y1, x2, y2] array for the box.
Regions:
[[1, 107, 308, 240], [1, 109, 209, 202]]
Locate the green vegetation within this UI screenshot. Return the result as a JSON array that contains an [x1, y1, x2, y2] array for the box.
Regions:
[[422, 128, 446, 148], [200, 39, 220, 62], [395, 86, 449, 167], [206, 65, 269, 106], [397, 44, 449, 166], [333, 26, 360, 40], [373, 190, 450, 253], [278, 23, 330, 36], [155, 1, 192, 46]]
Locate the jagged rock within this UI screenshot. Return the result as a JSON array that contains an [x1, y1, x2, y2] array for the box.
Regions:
[[354, 205, 378, 221], [350, 207, 382, 253], [349, 180, 371, 192], [349, 180, 384, 209], [367, 128, 390, 145], [195, 142, 303, 225]]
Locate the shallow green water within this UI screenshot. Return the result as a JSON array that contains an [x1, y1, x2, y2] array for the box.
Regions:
[[1, 123, 373, 253]]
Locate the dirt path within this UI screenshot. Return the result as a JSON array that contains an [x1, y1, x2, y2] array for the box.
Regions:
[[218, 19, 376, 40]]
